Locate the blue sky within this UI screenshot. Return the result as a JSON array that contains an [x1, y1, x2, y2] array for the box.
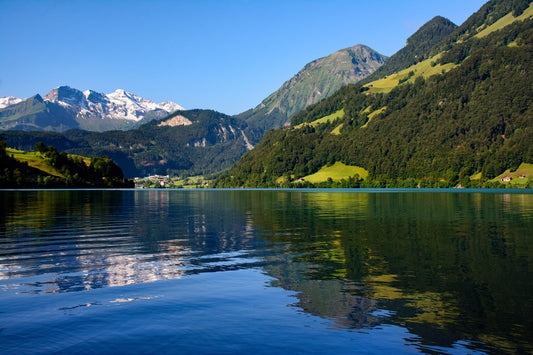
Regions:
[[0, 0, 487, 115]]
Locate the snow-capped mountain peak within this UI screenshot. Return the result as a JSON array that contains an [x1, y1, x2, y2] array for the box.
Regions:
[[0, 96, 24, 109], [44, 86, 89, 109], [107, 89, 158, 111], [101, 88, 184, 121], [40, 86, 184, 122], [159, 101, 184, 113]]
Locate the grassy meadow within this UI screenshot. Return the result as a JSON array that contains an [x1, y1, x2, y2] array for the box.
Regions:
[[302, 162, 369, 183], [475, 3, 533, 38], [6, 148, 64, 177]]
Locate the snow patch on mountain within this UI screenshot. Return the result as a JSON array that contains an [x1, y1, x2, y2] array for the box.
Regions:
[[0, 96, 24, 109]]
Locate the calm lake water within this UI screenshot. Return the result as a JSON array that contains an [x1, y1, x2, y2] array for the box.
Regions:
[[1, 189, 532, 354]]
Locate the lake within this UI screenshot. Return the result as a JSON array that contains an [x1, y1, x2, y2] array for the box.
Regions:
[[1, 189, 532, 354]]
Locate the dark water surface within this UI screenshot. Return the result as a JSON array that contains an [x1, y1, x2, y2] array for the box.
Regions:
[[1, 189, 532, 354]]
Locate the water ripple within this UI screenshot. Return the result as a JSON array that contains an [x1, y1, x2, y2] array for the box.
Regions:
[[0, 214, 272, 293]]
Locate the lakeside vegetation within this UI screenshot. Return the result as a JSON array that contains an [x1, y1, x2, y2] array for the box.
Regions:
[[0, 140, 133, 188]]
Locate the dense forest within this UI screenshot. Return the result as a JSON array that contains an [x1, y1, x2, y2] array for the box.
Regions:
[[432, 0, 531, 54], [0, 140, 133, 188], [360, 16, 457, 85], [215, 10, 533, 188]]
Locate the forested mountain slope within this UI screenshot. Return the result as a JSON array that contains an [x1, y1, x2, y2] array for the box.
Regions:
[[433, 0, 532, 53], [1, 109, 252, 178], [0, 141, 132, 188], [216, 1, 533, 188], [360, 16, 457, 85]]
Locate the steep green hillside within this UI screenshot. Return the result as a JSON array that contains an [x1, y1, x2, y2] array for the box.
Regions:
[[360, 16, 458, 85], [216, 5, 533, 188], [302, 162, 368, 184], [433, 0, 532, 53], [362, 53, 457, 94], [362, 0, 533, 94], [238, 45, 387, 143]]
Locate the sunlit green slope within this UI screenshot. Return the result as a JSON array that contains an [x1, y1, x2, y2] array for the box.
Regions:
[[0, 141, 133, 188]]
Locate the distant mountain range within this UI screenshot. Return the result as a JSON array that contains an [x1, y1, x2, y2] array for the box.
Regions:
[[0, 86, 184, 132], [239, 44, 388, 143]]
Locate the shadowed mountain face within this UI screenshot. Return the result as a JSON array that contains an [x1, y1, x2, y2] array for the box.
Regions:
[[237, 44, 388, 144], [1, 109, 253, 178], [0, 94, 79, 132]]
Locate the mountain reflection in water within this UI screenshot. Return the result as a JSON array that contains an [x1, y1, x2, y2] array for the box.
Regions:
[[1, 189, 532, 354]]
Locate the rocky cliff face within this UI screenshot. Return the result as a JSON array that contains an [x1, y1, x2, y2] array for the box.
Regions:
[[270, 45, 387, 115]]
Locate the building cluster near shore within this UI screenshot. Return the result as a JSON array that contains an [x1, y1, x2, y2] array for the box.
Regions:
[[134, 175, 209, 189], [134, 175, 170, 188]]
